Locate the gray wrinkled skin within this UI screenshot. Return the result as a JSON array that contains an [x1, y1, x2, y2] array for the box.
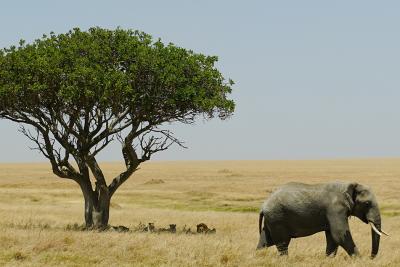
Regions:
[[257, 182, 382, 258]]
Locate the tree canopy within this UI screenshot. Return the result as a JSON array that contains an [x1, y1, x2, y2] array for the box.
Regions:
[[0, 27, 235, 227]]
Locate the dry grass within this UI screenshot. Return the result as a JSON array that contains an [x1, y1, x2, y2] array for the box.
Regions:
[[0, 159, 399, 266]]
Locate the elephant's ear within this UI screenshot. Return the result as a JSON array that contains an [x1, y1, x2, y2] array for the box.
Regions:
[[345, 182, 358, 210]]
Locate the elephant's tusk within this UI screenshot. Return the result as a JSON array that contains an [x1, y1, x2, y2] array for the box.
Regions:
[[380, 229, 389, 236], [369, 222, 383, 236]]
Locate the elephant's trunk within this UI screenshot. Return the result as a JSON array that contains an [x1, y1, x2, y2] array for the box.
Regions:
[[368, 209, 384, 258], [370, 222, 380, 258]]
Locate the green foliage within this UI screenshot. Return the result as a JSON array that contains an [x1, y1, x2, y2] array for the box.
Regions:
[[0, 27, 234, 122]]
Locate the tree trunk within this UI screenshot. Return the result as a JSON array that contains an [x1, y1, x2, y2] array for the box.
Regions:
[[78, 179, 110, 229], [91, 183, 110, 228]]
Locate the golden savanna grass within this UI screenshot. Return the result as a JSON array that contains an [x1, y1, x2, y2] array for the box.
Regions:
[[0, 159, 399, 266]]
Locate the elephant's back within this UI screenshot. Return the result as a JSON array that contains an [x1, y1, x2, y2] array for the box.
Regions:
[[261, 182, 327, 216]]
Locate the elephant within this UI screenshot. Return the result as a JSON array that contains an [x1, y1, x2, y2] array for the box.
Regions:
[[256, 182, 388, 258]]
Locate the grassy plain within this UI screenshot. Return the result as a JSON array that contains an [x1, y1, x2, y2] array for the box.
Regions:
[[0, 159, 399, 266]]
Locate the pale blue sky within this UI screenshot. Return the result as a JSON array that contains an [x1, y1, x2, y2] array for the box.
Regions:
[[0, 0, 399, 161]]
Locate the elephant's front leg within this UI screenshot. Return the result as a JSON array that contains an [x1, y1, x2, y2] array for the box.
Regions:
[[325, 231, 338, 257], [327, 211, 360, 257]]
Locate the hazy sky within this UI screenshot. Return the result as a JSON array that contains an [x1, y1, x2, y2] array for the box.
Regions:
[[0, 0, 399, 162]]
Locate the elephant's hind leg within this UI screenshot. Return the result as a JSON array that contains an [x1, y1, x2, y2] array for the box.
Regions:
[[325, 231, 338, 257], [276, 240, 291, 256], [270, 225, 291, 256], [257, 229, 267, 249], [257, 226, 274, 249]]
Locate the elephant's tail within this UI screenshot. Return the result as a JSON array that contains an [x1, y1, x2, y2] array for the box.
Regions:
[[259, 211, 263, 234]]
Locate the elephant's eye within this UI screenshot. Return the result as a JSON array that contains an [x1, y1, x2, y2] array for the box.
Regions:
[[365, 201, 371, 206]]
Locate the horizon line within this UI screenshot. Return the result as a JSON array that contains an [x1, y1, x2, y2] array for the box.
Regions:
[[1, 156, 400, 165]]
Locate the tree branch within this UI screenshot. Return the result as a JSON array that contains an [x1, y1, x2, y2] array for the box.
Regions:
[[86, 155, 107, 186], [108, 124, 141, 197]]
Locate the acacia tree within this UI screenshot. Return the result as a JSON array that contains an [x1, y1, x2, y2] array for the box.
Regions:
[[0, 27, 234, 228]]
